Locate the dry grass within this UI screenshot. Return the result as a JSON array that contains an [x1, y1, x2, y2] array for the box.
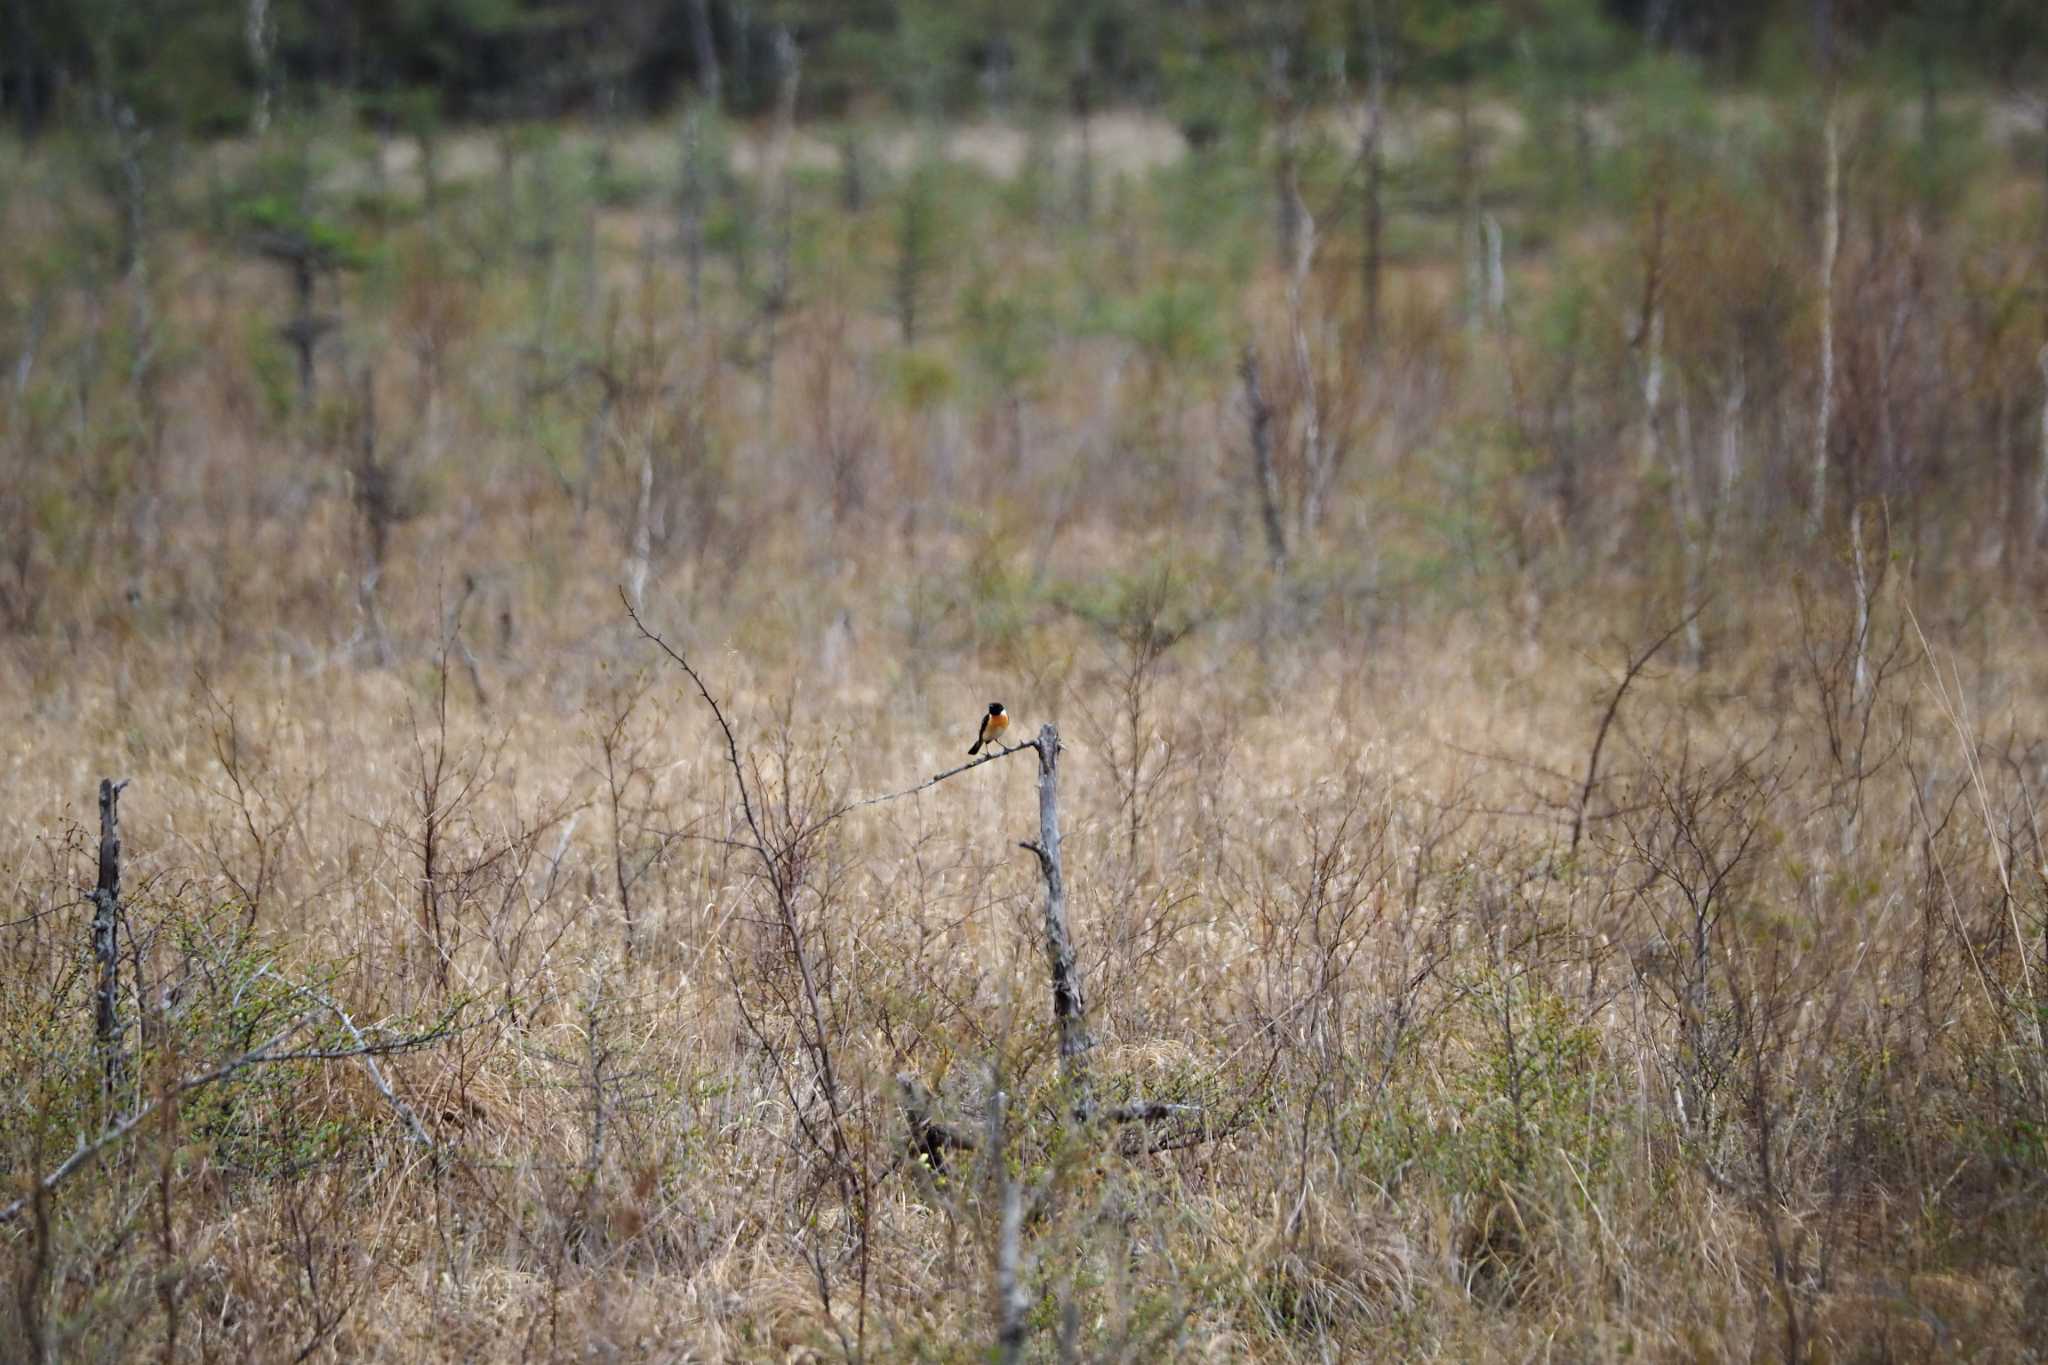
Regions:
[[4, 95, 2048, 1361]]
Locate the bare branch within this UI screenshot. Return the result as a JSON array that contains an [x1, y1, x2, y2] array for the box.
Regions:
[[266, 969, 435, 1149], [620, 589, 768, 869], [838, 739, 1037, 814], [1104, 1099, 1204, 1123], [622, 588, 857, 1200], [1571, 606, 1704, 858], [0, 1014, 317, 1226]]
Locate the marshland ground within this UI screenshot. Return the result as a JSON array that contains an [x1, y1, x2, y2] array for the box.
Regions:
[[5, 3, 2048, 1359]]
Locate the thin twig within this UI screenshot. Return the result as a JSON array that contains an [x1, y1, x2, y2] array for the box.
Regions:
[[1571, 605, 1703, 858], [619, 589, 765, 861]]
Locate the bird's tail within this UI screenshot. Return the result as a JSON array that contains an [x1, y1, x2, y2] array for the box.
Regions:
[[968, 739, 982, 755]]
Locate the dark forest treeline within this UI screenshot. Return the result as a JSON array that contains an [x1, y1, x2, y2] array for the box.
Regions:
[[4, 0, 2046, 138]]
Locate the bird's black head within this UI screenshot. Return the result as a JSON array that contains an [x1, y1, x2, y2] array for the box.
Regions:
[[988, 702, 1005, 715]]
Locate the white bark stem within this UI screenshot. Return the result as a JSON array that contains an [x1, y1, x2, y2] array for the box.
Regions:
[[1719, 364, 1746, 511], [246, 0, 274, 137], [1809, 107, 1840, 537], [1668, 400, 1704, 670], [1288, 212, 1327, 539], [2034, 344, 2048, 548], [1640, 307, 1664, 478]]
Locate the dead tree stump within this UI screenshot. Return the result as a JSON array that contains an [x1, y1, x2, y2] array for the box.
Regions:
[[93, 778, 130, 1100], [1019, 724, 1093, 1120]]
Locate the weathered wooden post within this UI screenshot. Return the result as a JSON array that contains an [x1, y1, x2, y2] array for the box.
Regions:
[[1019, 724, 1093, 1121], [93, 778, 130, 1100]]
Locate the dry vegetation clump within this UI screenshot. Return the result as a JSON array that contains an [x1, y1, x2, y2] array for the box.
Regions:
[[3, 84, 2048, 1362]]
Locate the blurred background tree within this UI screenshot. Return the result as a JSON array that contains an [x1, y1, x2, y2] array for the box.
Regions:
[[12, 0, 2043, 139]]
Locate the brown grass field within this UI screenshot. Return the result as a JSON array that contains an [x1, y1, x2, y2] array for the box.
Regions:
[[4, 94, 2048, 1360]]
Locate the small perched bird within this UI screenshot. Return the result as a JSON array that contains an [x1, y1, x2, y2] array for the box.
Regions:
[[968, 701, 1008, 755]]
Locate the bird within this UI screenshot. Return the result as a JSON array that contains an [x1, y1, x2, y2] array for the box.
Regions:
[[968, 702, 1008, 755]]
